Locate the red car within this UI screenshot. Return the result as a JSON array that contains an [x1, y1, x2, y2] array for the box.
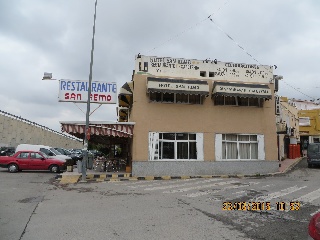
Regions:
[[0, 150, 66, 173], [309, 212, 320, 240]]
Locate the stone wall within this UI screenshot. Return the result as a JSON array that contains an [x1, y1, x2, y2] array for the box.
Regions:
[[0, 113, 82, 149]]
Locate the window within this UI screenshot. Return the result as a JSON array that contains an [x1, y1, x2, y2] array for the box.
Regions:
[[40, 148, 53, 156], [17, 152, 29, 159], [214, 95, 263, 107], [149, 92, 202, 104], [215, 134, 265, 161], [163, 93, 174, 102], [176, 93, 189, 103], [30, 152, 44, 159], [275, 96, 280, 115], [143, 62, 148, 72], [299, 117, 310, 126], [149, 132, 203, 161], [139, 62, 148, 72], [200, 71, 206, 77]]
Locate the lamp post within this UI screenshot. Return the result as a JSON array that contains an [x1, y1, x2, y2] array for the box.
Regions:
[[43, 0, 98, 181], [81, 0, 98, 182]]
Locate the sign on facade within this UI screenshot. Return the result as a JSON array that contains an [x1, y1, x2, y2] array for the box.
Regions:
[[214, 84, 271, 96], [136, 55, 273, 84], [58, 80, 117, 104], [147, 80, 209, 92]]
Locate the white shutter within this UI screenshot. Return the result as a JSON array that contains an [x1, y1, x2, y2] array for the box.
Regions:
[[148, 132, 159, 161], [257, 134, 265, 160], [196, 133, 204, 160], [215, 134, 222, 161]]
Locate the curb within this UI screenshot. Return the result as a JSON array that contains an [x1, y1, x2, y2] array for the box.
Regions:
[[55, 172, 281, 184], [280, 157, 304, 174], [55, 158, 304, 184]]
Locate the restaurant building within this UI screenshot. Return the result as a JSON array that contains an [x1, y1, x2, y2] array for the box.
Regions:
[[119, 55, 279, 176]]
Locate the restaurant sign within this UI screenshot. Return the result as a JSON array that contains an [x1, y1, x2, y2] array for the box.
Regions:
[[58, 80, 117, 104]]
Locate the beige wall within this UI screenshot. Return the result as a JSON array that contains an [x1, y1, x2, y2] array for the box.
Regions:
[[0, 114, 83, 149], [131, 74, 277, 162]]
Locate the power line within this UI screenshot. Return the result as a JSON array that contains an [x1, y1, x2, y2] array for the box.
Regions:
[[207, 15, 316, 100], [281, 81, 316, 100], [208, 16, 262, 66], [145, 0, 230, 54], [142, 1, 315, 101]]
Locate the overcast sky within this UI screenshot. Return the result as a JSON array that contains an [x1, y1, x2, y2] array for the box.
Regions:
[[1, 0, 319, 132]]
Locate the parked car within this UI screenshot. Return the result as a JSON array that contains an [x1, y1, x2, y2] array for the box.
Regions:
[[54, 147, 82, 164], [0, 150, 66, 173], [70, 149, 94, 158], [308, 212, 320, 239], [89, 149, 103, 158], [16, 144, 72, 162], [70, 149, 82, 154], [0, 147, 15, 156], [307, 143, 320, 168]]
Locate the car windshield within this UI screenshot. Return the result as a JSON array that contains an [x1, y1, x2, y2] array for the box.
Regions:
[[308, 144, 319, 153], [73, 149, 82, 154], [54, 148, 64, 154], [49, 148, 63, 155], [63, 149, 72, 154], [40, 152, 49, 158]]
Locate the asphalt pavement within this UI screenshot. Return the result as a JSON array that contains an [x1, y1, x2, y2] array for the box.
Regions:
[[0, 156, 318, 240]]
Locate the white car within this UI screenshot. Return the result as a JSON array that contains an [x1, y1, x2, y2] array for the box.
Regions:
[[15, 144, 71, 162]]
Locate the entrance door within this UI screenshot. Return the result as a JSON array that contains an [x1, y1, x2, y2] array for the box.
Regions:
[[284, 136, 290, 158]]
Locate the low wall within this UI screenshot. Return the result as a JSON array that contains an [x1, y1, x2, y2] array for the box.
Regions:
[[132, 160, 279, 176]]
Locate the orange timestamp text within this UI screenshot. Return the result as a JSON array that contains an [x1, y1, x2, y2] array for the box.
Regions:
[[222, 201, 301, 211]]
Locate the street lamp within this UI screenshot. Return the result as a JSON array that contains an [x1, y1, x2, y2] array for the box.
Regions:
[[42, 0, 98, 182], [42, 72, 55, 80], [81, 0, 98, 182]]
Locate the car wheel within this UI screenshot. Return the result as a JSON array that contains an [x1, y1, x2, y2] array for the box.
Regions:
[[308, 163, 313, 168], [8, 163, 18, 173], [50, 165, 60, 173]]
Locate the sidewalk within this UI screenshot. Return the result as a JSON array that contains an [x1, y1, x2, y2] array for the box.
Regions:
[[279, 157, 304, 173], [56, 157, 304, 184]]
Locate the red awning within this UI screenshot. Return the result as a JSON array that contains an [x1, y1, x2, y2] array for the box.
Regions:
[[60, 121, 134, 138]]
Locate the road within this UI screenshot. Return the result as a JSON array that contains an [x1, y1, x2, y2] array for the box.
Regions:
[[0, 159, 319, 240]]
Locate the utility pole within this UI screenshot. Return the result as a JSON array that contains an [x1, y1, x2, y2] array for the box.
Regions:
[[82, 0, 98, 182]]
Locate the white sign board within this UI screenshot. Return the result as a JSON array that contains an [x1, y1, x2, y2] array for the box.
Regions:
[[136, 55, 274, 84], [58, 80, 117, 104], [213, 85, 271, 96], [147, 80, 209, 92]]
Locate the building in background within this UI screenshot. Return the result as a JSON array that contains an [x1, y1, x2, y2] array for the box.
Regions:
[[125, 55, 279, 176], [276, 98, 320, 159], [276, 97, 299, 160], [289, 99, 320, 110], [299, 109, 320, 154], [288, 99, 320, 156]]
